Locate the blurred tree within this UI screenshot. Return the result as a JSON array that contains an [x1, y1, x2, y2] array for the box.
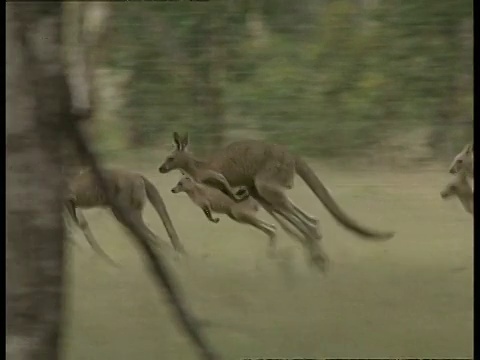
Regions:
[[100, 0, 472, 161], [6, 3, 68, 359], [106, 1, 251, 152]]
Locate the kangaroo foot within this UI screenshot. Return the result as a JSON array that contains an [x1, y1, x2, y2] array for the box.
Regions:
[[309, 246, 330, 274], [310, 254, 329, 273], [266, 233, 278, 259]]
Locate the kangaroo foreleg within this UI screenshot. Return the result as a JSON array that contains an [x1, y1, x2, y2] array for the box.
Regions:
[[200, 170, 249, 202], [65, 199, 79, 226], [202, 205, 220, 223]]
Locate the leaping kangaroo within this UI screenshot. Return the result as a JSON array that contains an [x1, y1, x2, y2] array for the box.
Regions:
[[158, 132, 395, 271], [66, 167, 186, 258]]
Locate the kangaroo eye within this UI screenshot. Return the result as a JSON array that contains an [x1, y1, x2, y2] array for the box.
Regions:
[[457, 159, 463, 164]]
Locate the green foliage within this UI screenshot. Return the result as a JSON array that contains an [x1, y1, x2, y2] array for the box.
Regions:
[[99, 0, 472, 161]]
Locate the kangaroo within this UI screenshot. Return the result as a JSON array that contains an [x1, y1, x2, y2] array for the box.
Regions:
[[66, 167, 186, 255], [171, 176, 279, 257], [159, 132, 394, 271], [440, 170, 473, 215], [449, 143, 473, 179]]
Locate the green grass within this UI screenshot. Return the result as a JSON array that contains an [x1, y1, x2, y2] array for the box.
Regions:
[[62, 161, 473, 360]]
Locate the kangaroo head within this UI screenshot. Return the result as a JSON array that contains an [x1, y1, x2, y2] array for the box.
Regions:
[[440, 171, 470, 199], [159, 132, 191, 174], [448, 143, 473, 176], [440, 182, 457, 199], [171, 176, 196, 194]]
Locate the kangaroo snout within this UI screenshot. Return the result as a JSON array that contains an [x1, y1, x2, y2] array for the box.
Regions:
[[159, 165, 168, 174], [440, 189, 451, 199]]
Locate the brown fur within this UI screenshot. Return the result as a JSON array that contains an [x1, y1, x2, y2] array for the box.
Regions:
[[171, 176, 279, 256], [66, 167, 185, 254], [169, 133, 250, 202], [159, 132, 394, 271], [440, 170, 473, 215], [176, 172, 319, 249], [449, 143, 474, 178]]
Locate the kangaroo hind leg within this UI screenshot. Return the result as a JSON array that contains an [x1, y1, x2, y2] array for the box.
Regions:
[[253, 178, 329, 272], [290, 200, 319, 227], [70, 206, 118, 267], [112, 207, 172, 254], [261, 203, 306, 246], [254, 178, 320, 240], [229, 210, 277, 258]]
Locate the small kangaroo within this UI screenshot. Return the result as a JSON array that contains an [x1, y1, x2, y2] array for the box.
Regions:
[[171, 176, 278, 256], [440, 170, 473, 215], [449, 143, 473, 179], [159, 132, 394, 271], [66, 167, 186, 255]]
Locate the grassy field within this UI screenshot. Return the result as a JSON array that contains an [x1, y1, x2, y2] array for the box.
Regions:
[[62, 160, 473, 360]]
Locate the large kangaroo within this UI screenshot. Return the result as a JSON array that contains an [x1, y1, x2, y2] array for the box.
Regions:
[[171, 176, 279, 257], [66, 167, 186, 254], [440, 170, 473, 215], [449, 143, 473, 178], [159, 132, 394, 271]]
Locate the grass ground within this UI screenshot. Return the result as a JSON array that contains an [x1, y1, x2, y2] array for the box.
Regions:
[[62, 161, 473, 360]]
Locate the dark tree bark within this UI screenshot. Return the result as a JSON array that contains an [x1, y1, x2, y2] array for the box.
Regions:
[[6, 3, 70, 359]]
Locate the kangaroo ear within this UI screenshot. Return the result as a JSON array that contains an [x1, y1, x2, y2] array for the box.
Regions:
[[463, 143, 473, 154], [173, 132, 181, 150], [182, 132, 189, 149]]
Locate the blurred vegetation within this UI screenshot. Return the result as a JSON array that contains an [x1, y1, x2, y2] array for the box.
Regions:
[[93, 0, 472, 164]]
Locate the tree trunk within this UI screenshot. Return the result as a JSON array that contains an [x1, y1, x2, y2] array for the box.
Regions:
[[6, 3, 69, 359], [187, 6, 228, 154], [205, 23, 227, 152]]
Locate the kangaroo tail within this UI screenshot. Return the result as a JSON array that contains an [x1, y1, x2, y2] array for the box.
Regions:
[[142, 176, 186, 253], [295, 157, 394, 240]]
